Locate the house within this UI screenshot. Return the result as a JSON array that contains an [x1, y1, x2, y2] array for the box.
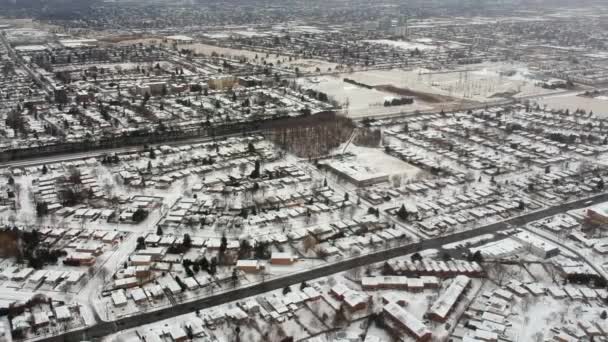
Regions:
[[330, 283, 350, 299], [11, 268, 34, 281], [145, 234, 162, 245], [11, 315, 30, 332], [146, 284, 165, 299], [111, 290, 128, 307], [343, 291, 370, 311], [131, 288, 148, 304], [362, 276, 409, 290], [407, 278, 425, 292], [236, 260, 264, 273], [183, 277, 199, 290], [547, 286, 567, 299], [167, 326, 187, 342], [159, 235, 177, 246], [302, 286, 322, 301], [473, 329, 499, 341], [239, 299, 260, 313], [75, 241, 104, 255], [506, 281, 529, 297], [578, 321, 602, 337], [115, 277, 138, 289], [135, 265, 151, 279], [65, 252, 96, 266], [102, 231, 120, 243], [270, 252, 298, 265], [226, 307, 249, 322], [159, 277, 182, 294], [33, 312, 50, 327], [137, 247, 167, 261], [54, 306, 71, 321], [44, 270, 65, 284], [66, 271, 84, 285], [238, 76, 262, 87], [29, 270, 47, 283], [185, 317, 206, 337], [131, 254, 152, 266]]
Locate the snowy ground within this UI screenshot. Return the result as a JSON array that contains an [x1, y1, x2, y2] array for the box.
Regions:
[[178, 43, 339, 73], [362, 39, 439, 51], [330, 62, 561, 103], [538, 92, 608, 117], [297, 75, 435, 118], [100, 264, 484, 342]]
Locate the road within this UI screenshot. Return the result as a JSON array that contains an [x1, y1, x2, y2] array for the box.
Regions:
[[0, 87, 581, 169], [350, 98, 513, 121], [0, 131, 260, 169], [33, 192, 608, 342], [351, 87, 587, 122]]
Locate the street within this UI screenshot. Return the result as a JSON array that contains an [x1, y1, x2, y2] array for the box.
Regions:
[[33, 191, 608, 342]]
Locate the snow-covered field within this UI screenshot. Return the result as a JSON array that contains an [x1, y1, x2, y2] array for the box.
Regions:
[[178, 43, 339, 73], [297, 75, 434, 118], [362, 39, 438, 51], [342, 63, 559, 102], [298, 62, 563, 118], [539, 92, 608, 117]]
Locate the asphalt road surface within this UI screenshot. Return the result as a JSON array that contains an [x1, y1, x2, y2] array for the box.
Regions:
[[0, 132, 256, 169], [33, 192, 608, 342]]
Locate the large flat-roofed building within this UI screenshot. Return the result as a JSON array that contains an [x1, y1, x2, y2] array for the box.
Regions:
[[319, 159, 389, 187], [166, 35, 194, 44], [511, 231, 560, 259], [586, 202, 608, 225]]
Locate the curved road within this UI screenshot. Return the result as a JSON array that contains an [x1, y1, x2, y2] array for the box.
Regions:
[[34, 192, 608, 342]]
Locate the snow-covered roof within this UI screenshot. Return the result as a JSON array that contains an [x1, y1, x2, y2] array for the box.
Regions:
[[428, 275, 471, 320]]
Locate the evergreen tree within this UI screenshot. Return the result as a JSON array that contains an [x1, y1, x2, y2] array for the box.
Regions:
[[200, 257, 209, 271], [219, 234, 227, 255], [249, 160, 261, 179], [183, 234, 192, 249], [397, 204, 409, 220], [232, 268, 239, 287]]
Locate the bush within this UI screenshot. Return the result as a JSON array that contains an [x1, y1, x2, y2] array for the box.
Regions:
[[36, 202, 49, 217], [132, 208, 149, 223]]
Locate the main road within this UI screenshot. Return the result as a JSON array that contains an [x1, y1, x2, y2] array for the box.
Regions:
[[0, 86, 583, 169], [0, 131, 259, 169], [35, 192, 608, 342]]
